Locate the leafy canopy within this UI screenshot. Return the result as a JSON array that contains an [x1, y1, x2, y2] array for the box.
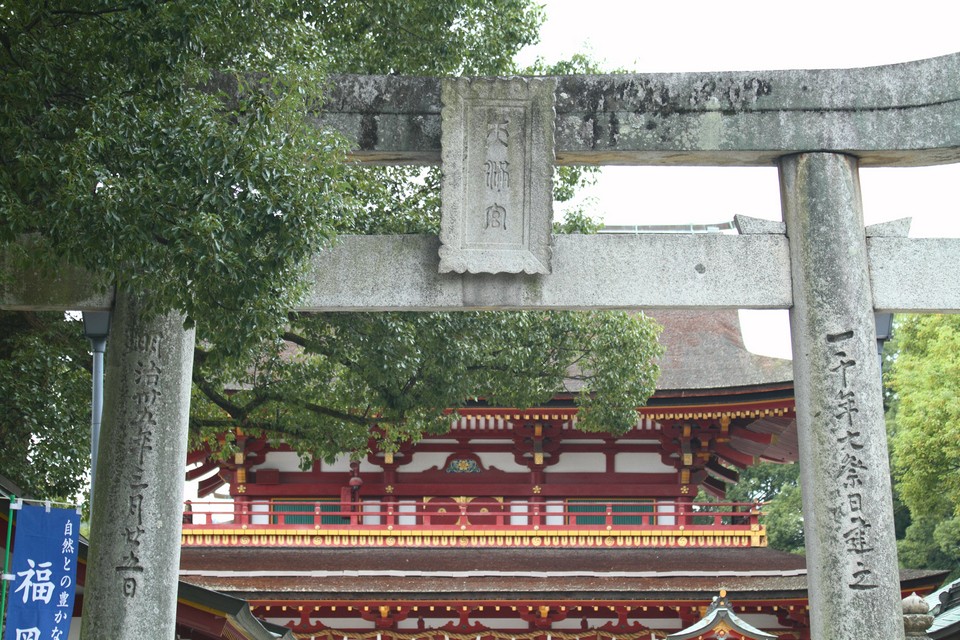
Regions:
[[0, 2, 357, 352], [887, 314, 960, 577], [0, 312, 90, 498], [192, 310, 661, 460], [0, 1, 664, 493]]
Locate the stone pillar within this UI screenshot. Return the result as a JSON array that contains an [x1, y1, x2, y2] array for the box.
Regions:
[[780, 153, 903, 640], [80, 291, 195, 639]]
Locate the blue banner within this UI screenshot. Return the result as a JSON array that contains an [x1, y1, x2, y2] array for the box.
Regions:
[[4, 504, 80, 640]]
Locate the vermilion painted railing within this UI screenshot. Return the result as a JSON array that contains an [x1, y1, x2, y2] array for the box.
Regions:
[[180, 500, 763, 533]]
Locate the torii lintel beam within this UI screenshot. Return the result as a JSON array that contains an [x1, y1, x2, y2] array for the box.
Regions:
[[318, 52, 960, 167], [6, 232, 960, 313]]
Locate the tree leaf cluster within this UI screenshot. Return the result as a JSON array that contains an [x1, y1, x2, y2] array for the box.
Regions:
[[193, 310, 661, 464], [0, 311, 90, 498], [0, 1, 357, 355], [0, 2, 668, 496], [886, 314, 960, 578]]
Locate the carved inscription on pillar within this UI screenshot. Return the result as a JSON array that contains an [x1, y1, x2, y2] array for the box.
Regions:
[[439, 77, 556, 274], [826, 329, 880, 592], [116, 331, 163, 598]]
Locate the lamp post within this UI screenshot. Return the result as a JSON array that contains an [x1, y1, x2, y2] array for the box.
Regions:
[[82, 311, 111, 514]]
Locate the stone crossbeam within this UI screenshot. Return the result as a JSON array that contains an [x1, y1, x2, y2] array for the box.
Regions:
[[300, 233, 791, 310], [317, 52, 960, 167], [7, 233, 958, 313]]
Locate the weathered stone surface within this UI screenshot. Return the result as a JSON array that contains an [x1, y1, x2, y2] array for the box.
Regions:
[[300, 233, 792, 310], [439, 77, 555, 274], [318, 53, 960, 167], [868, 236, 960, 312], [6, 232, 960, 313], [866, 218, 911, 237], [310, 75, 442, 165], [734, 214, 785, 235], [0, 238, 112, 311], [80, 291, 195, 639], [782, 153, 904, 640]]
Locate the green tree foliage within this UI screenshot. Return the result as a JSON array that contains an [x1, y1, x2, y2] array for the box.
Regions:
[[0, 312, 90, 497], [193, 310, 661, 460], [0, 1, 356, 351], [728, 462, 804, 554], [699, 461, 805, 554], [0, 2, 663, 493], [0, 0, 542, 347], [887, 314, 960, 577]]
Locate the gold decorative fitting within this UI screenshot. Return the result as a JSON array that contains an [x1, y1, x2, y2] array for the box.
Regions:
[[385, 485, 394, 494], [532, 485, 542, 494], [236, 484, 246, 494], [384, 452, 394, 464], [534, 452, 544, 465], [680, 485, 690, 494]]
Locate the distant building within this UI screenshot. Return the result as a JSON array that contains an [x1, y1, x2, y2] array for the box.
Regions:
[[178, 311, 947, 639]]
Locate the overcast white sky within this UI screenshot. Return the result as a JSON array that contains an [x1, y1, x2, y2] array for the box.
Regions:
[[515, 0, 960, 358]]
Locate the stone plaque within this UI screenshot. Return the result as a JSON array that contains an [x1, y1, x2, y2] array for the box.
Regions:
[[439, 77, 556, 274]]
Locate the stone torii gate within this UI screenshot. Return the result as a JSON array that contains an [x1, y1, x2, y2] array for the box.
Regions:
[[4, 53, 960, 639]]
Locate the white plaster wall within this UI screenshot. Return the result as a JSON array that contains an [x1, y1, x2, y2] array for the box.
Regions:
[[614, 451, 674, 473], [362, 499, 382, 525], [397, 500, 417, 525], [324, 453, 380, 473], [189, 499, 236, 525], [252, 450, 302, 472], [545, 499, 564, 525], [262, 617, 300, 629], [402, 452, 451, 473], [404, 617, 456, 629], [249, 500, 270, 525], [549, 618, 586, 630], [656, 502, 676, 525], [580, 617, 682, 630], [315, 618, 377, 630], [474, 451, 528, 472], [509, 500, 529, 525], [468, 617, 521, 630], [738, 613, 783, 629], [549, 451, 605, 473]]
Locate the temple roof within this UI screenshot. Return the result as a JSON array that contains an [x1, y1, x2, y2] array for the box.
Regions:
[[648, 310, 793, 392], [647, 309, 798, 464], [667, 591, 776, 639], [179, 546, 944, 601], [926, 578, 960, 639]]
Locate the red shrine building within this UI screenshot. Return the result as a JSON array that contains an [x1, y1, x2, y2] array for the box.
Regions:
[[178, 311, 946, 640]]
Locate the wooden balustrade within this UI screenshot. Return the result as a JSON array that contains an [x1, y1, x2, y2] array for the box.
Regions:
[[181, 499, 763, 532]]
